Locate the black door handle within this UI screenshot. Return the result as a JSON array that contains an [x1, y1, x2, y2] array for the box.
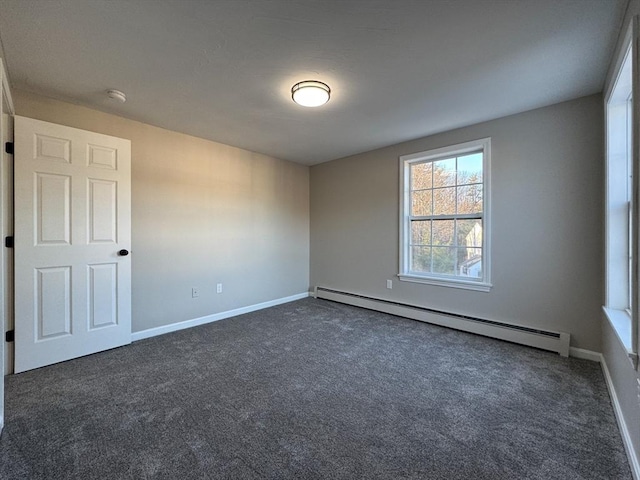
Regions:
[[118, 249, 129, 256]]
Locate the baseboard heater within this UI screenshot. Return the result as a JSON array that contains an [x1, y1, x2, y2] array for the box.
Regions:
[[314, 287, 570, 357]]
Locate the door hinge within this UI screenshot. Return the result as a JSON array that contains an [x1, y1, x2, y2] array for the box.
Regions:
[[5, 330, 14, 342], [5, 142, 13, 155], [5, 236, 13, 248]]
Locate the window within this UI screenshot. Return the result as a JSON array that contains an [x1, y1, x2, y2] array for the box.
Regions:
[[605, 34, 637, 359], [399, 138, 491, 291]]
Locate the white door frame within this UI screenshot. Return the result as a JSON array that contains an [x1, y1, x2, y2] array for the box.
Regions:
[[0, 57, 15, 434]]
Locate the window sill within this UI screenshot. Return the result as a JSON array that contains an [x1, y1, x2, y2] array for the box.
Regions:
[[602, 306, 635, 365], [398, 273, 492, 292]]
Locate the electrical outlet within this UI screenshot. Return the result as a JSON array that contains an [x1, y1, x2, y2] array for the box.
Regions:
[[386, 279, 393, 289], [216, 283, 223, 294], [191, 287, 200, 298]]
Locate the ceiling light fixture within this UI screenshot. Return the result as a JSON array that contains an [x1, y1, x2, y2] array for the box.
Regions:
[[291, 80, 330, 107], [106, 89, 127, 103]]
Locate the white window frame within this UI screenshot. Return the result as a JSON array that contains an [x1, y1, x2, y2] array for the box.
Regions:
[[398, 138, 492, 292], [604, 21, 638, 367]]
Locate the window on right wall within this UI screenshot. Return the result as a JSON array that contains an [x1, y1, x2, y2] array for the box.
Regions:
[[605, 33, 637, 364]]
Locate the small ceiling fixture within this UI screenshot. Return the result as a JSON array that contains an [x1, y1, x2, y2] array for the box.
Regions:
[[291, 80, 330, 107], [106, 89, 127, 103]]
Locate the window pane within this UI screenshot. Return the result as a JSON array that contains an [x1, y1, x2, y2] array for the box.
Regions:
[[432, 246, 456, 275], [411, 246, 432, 273], [457, 153, 483, 185], [411, 190, 432, 216], [433, 187, 456, 215], [458, 247, 482, 278], [433, 158, 456, 187], [411, 162, 432, 190], [432, 219, 454, 246], [411, 220, 431, 245], [456, 184, 482, 214], [456, 219, 482, 248]]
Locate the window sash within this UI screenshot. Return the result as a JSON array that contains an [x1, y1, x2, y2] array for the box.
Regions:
[[408, 216, 484, 279]]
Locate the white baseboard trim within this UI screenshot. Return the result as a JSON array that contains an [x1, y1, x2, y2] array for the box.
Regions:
[[569, 347, 602, 362], [131, 292, 310, 342], [600, 353, 640, 480]]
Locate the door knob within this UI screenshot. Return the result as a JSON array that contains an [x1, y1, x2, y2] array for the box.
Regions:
[[118, 249, 129, 256]]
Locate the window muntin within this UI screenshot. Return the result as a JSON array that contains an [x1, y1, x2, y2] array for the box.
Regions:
[[400, 138, 491, 291]]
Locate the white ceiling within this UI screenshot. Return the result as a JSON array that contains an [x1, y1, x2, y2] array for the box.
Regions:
[[0, 0, 627, 165]]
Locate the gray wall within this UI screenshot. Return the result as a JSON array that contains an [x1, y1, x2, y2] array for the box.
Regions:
[[602, 317, 640, 469], [311, 94, 603, 351], [14, 90, 310, 334]]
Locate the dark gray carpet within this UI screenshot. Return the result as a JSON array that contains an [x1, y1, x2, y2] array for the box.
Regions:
[[0, 298, 631, 479]]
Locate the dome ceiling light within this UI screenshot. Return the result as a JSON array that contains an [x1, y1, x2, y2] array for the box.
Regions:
[[106, 89, 127, 103], [291, 80, 330, 107]]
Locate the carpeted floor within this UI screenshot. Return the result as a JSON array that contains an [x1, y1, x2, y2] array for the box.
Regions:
[[0, 298, 631, 479]]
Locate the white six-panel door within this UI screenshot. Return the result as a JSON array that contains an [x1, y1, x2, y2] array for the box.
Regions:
[[14, 116, 131, 373]]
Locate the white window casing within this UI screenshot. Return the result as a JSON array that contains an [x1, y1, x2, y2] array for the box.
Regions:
[[604, 18, 638, 366], [398, 137, 492, 292]]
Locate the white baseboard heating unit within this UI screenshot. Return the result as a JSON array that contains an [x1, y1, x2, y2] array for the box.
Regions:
[[314, 287, 570, 357]]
